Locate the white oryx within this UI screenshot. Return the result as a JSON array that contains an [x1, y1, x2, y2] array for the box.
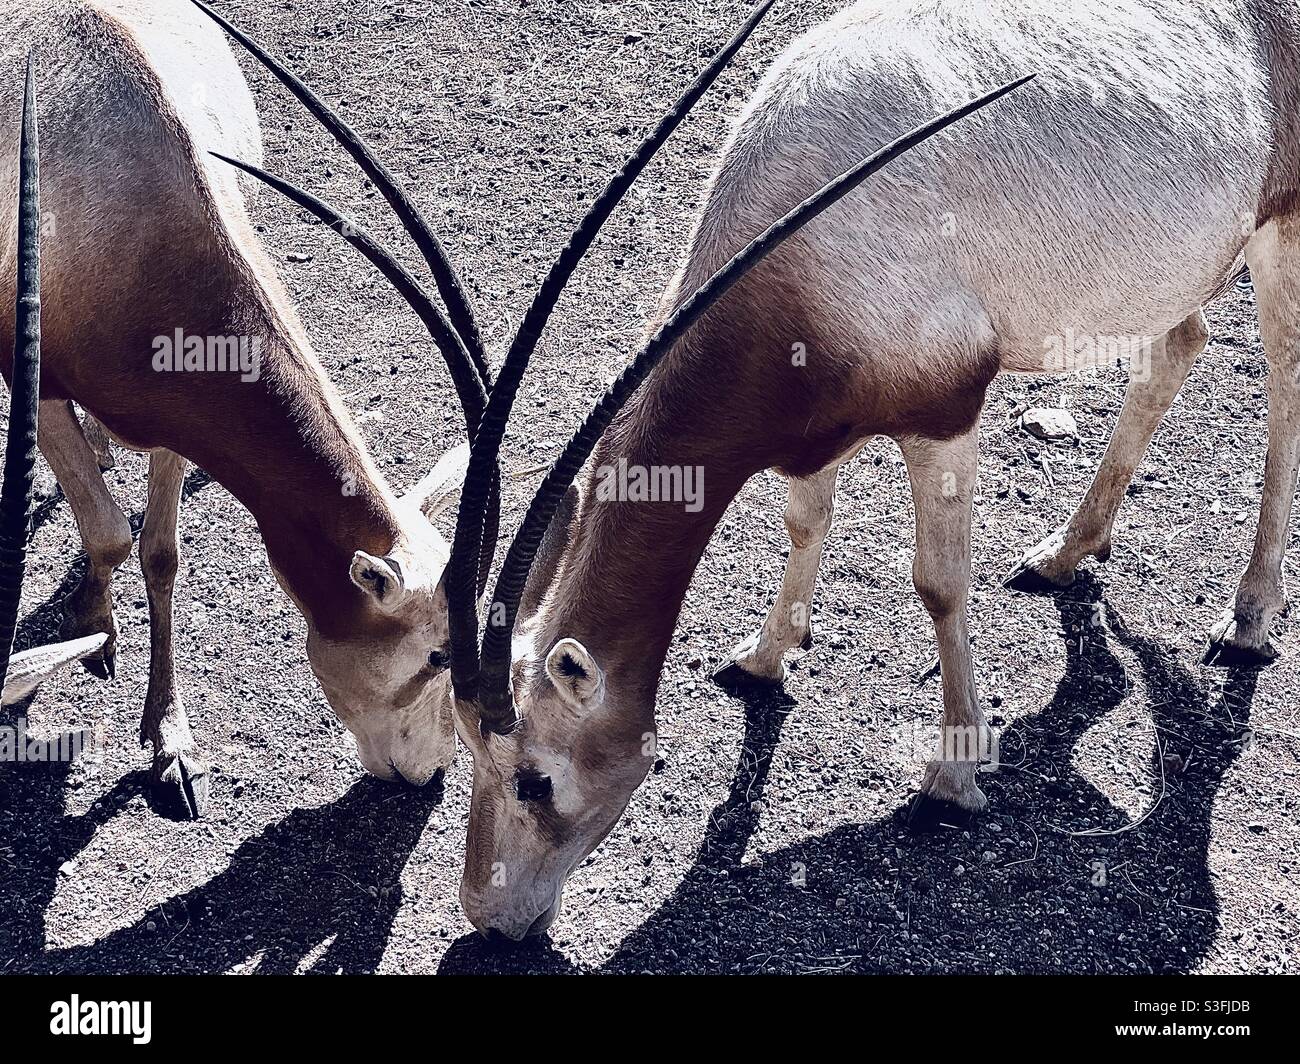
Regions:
[[433, 0, 1300, 940]]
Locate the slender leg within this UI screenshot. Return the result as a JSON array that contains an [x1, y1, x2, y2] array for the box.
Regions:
[[38, 400, 131, 678], [137, 449, 208, 818], [1007, 310, 1208, 589], [1205, 220, 1300, 664], [79, 410, 115, 472], [899, 425, 990, 827], [714, 463, 838, 685]]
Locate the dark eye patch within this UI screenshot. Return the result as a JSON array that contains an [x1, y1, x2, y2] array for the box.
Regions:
[[427, 648, 450, 671]]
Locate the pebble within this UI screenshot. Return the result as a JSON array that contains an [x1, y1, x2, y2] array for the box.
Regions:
[[1019, 407, 1078, 442]]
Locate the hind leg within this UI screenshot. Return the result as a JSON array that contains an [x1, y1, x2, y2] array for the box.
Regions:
[[138, 449, 208, 818], [1007, 311, 1207, 589], [1205, 221, 1300, 664], [38, 400, 131, 678], [714, 463, 838, 686]]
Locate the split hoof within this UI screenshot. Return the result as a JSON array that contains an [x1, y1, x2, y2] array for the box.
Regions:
[[712, 658, 786, 691], [60, 606, 117, 680], [151, 750, 210, 820], [907, 792, 976, 834], [1201, 638, 1277, 669], [1002, 560, 1073, 595], [78, 645, 115, 681]]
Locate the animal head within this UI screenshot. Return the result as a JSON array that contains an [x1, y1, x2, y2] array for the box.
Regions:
[[454, 634, 654, 939], [302, 444, 467, 787], [193, 1, 501, 789]]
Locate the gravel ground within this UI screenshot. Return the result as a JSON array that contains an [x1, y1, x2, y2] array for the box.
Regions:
[[1, 0, 1297, 974]]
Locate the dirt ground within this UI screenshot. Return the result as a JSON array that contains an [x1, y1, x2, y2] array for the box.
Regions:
[[2, 0, 1297, 974]]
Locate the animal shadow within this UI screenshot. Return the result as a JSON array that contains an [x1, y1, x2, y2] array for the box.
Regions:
[[5, 776, 438, 974], [442, 573, 1257, 973]]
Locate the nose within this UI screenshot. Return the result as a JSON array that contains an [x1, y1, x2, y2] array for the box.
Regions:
[[477, 894, 561, 944]]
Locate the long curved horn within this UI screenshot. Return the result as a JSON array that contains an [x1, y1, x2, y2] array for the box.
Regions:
[[0, 54, 42, 692], [473, 74, 1038, 728], [446, 0, 779, 704], [191, 0, 489, 380], [209, 152, 488, 433], [194, 4, 503, 595]]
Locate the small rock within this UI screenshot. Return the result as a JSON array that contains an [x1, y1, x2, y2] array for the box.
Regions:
[[286, 252, 313, 263], [58, 860, 77, 877], [1019, 407, 1078, 442]]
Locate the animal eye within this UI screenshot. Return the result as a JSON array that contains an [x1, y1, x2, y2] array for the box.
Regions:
[[515, 773, 553, 803], [427, 649, 450, 671]]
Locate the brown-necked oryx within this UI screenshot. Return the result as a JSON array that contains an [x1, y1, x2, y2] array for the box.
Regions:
[[1, 0, 508, 816], [437, 0, 1300, 940]]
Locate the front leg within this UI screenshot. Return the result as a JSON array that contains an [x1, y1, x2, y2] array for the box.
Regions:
[[138, 449, 208, 819], [898, 426, 989, 829], [714, 464, 838, 686]]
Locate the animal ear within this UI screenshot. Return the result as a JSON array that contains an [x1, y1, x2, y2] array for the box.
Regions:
[[404, 441, 470, 520], [1, 634, 109, 707], [544, 638, 605, 711], [349, 551, 409, 611]]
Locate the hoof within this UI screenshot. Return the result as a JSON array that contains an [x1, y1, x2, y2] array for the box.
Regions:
[[78, 645, 115, 681], [1201, 639, 1277, 669], [907, 792, 976, 834], [1002, 560, 1073, 595], [60, 605, 117, 679], [798, 628, 814, 652], [712, 659, 786, 691], [151, 750, 210, 820]]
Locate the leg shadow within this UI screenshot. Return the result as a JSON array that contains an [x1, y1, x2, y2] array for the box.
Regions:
[[440, 573, 1256, 973]]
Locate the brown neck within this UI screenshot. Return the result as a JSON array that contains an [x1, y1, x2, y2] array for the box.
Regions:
[[537, 332, 807, 726], [184, 336, 400, 636], [80, 295, 402, 638]]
